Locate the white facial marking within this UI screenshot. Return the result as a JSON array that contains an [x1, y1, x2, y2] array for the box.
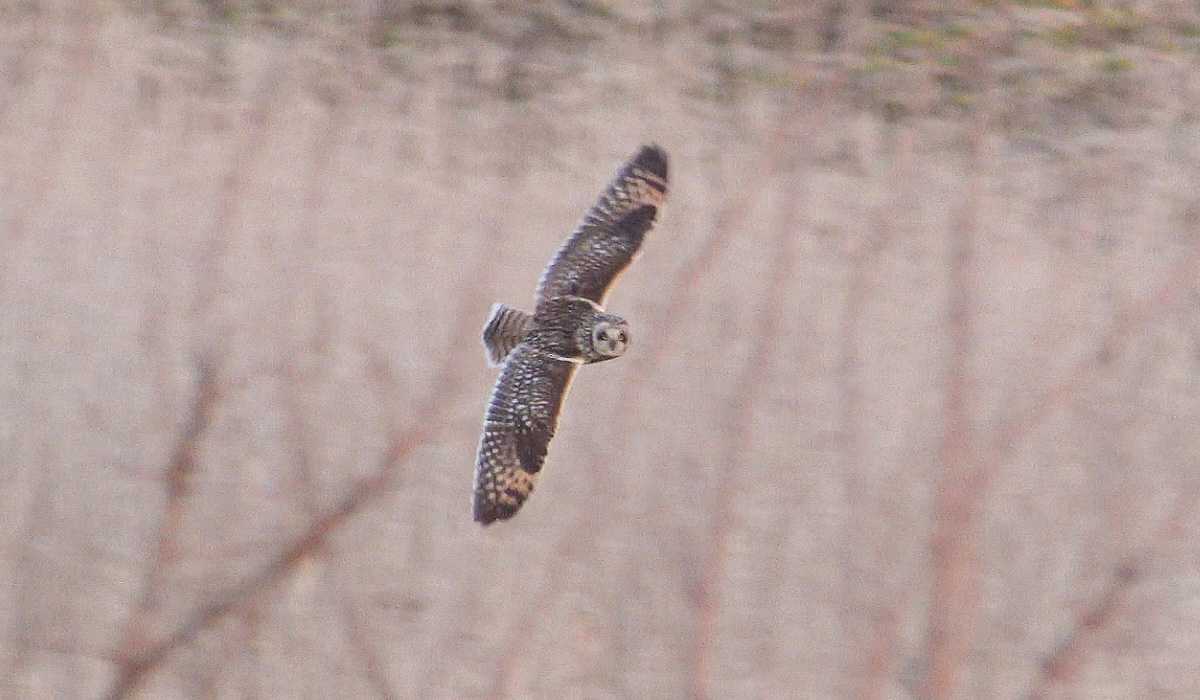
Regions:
[[592, 321, 630, 358]]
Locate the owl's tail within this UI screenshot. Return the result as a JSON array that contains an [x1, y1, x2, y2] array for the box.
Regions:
[[482, 303, 532, 367]]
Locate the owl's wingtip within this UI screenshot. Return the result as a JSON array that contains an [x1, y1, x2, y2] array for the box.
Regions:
[[632, 143, 668, 181], [474, 500, 516, 526], [473, 502, 496, 526]]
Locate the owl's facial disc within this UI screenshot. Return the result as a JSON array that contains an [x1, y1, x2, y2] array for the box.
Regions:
[[591, 320, 630, 358]]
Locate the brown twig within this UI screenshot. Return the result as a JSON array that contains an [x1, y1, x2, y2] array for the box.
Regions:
[[917, 235, 1200, 700], [326, 558, 398, 700], [283, 77, 348, 518], [281, 90, 398, 697], [112, 44, 287, 668], [918, 105, 1200, 700], [5, 462, 56, 693], [688, 127, 803, 700], [922, 121, 985, 700], [845, 123, 917, 700], [189, 47, 290, 326], [113, 353, 221, 662], [3, 19, 99, 689], [104, 418, 432, 699], [1024, 454, 1200, 698], [238, 604, 262, 700], [1025, 560, 1141, 700], [103, 225, 494, 697], [2, 6, 93, 247]]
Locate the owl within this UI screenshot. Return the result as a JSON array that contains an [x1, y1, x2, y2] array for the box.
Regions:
[[473, 144, 669, 524]]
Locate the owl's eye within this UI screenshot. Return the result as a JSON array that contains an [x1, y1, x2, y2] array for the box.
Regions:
[[617, 331, 627, 343]]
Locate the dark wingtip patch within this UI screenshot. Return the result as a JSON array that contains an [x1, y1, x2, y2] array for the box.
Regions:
[[473, 497, 499, 525], [474, 498, 519, 526], [633, 144, 668, 181]]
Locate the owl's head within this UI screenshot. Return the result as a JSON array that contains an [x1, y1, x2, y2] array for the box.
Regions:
[[587, 316, 630, 362], [530, 296, 632, 363]]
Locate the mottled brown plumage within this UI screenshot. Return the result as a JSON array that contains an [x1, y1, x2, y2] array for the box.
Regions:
[[473, 144, 668, 525]]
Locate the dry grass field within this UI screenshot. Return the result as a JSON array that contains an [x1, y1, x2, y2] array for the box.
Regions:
[[3, 1, 1200, 698]]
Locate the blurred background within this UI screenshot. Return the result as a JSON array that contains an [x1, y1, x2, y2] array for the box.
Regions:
[[3, 1, 1200, 698]]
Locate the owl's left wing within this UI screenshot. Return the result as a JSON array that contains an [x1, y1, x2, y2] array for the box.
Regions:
[[535, 144, 668, 306], [473, 344, 578, 525]]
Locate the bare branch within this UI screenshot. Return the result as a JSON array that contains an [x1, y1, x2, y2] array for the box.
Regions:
[[1, 7, 94, 249], [104, 422, 427, 699], [113, 353, 221, 663], [325, 558, 398, 700], [688, 111, 804, 700], [843, 122, 916, 700], [922, 118, 986, 700], [111, 42, 288, 672], [1025, 561, 1141, 700], [189, 45, 290, 327], [238, 604, 262, 700], [1024, 479, 1200, 699], [5, 468, 56, 693], [102, 226, 495, 698]]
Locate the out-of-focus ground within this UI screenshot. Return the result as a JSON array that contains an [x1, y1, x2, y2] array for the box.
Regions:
[[3, 1, 1200, 698]]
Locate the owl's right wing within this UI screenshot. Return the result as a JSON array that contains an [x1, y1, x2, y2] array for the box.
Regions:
[[535, 144, 668, 307], [473, 344, 578, 525]]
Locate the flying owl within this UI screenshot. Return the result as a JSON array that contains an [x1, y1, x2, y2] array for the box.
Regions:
[[472, 144, 669, 525]]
